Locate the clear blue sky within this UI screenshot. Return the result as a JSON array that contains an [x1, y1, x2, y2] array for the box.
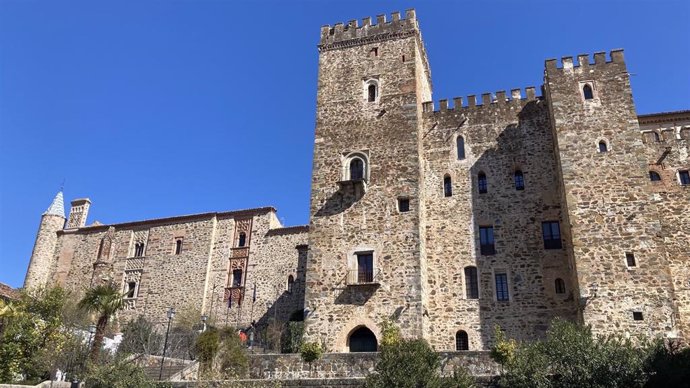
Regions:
[[1, 0, 688, 288]]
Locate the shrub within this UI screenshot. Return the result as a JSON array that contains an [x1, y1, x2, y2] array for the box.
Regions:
[[194, 328, 220, 374], [299, 341, 323, 364], [379, 319, 401, 347], [217, 328, 249, 379], [365, 338, 440, 388], [84, 357, 155, 388]]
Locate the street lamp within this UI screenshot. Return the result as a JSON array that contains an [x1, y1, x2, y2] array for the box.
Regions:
[[201, 315, 208, 332], [87, 324, 97, 349], [158, 307, 176, 381]]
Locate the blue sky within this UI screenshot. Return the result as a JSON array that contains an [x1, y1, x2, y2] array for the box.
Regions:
[[1, 0, 688, 288]]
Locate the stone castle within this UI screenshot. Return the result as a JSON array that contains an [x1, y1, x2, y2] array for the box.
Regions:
[[24, 9, 689, 353]]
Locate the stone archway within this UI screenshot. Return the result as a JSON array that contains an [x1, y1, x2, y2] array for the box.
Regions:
[[348, 326, 378, 352]]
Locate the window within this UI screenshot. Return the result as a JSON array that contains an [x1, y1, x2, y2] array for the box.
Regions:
[[542, 222, 562, 249], [134, 243, 145, 257], [626, 252, 636, 267], [555, 278, 566, 294], [401, 55, 406, 63], [357, 253, 374, 283], [598, 141, 608, 153], [398, 198, 410, 212], [443, 175, 452, 197], [126, 282, 137, 298], [367, 84, 377, 102], [583, 84, 594, 100], [456, 136, 465, 160], [478, 173, 487, 194], [464, 267, 479, 299], [653, 132, 661, 142], [238, 232, 247, 247], [175, 239, 183, 255], [680, 170, 690, 185], [633, 311, 644, 321], [649, 171, 661, 182], [495, 273, 509, 301], [232, 269, 243, 287], [369, 47, 378, 57], [514, 170, 525, 191], [287, 275, 295, 293], [455, 330, 469, 351], [479, 226, 495, 255], [350, 158, 365, 181]]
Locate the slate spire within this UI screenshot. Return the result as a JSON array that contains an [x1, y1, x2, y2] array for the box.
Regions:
[[43, 191, 65, 218]]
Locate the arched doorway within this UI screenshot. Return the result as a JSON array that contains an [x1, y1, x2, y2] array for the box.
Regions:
[[348, 326, 377, 352]]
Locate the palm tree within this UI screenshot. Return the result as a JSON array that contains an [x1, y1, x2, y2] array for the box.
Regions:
[[78, 284, 124, 362]]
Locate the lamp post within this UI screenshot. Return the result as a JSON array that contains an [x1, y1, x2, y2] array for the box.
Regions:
[[158, 307, 175, 381], [87, 324, 97, 349], [201, 315, 208, 332]]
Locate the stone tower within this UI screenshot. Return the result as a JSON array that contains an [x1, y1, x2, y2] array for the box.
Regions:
[[24, 191, 66, 289], [544, 51, 678, 339], [304, 10, 433, 351]]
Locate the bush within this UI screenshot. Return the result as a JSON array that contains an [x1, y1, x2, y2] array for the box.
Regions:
[[644, 339, 690, 388], [217, 328, 249, 379], [194, 328, 220, 374], [299, 341, 323, 364], [281, 321, 304, 353], [84, 357, 155, 388], [118, 316, 162, 356]]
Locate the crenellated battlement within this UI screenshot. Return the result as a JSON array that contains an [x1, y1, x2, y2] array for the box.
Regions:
[[318, 9, 418, 52], [545, 49, 625, 72], [422, 86, 540, 115]]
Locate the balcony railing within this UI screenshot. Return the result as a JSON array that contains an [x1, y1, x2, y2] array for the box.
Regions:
[[346, 268, 381, 286]]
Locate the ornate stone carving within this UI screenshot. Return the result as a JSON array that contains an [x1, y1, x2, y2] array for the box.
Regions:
[[229, 258, 246, 271], [230, 247, 249, 259], [128, 230, 149, 257]]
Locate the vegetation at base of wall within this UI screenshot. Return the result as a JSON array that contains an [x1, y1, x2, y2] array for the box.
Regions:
[[490, 318, 690, 388], [0, 286, 90, 384], [365, 336, 475, 388], [281, 321, 304, 353], [299, 341, 323, 364], [83, 357, 156, 388], [118, 316, 163, 356], [194, 326, 249, 379], [195, 328, 221, 374]]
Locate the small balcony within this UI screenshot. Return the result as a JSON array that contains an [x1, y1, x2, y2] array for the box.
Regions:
[[346, 268, 381, 287]]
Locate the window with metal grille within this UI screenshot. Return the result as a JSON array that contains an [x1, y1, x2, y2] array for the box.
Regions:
[[480, 226, 495, 255], [478, 173, 487, 194], [357, 253, 374, 283], [464, 266, 478, 299], [455, 330, 469, 350], [495, 273, 509, 301], [514, 170, 525, 190], [555, 278, 566, 294], [542, 222, 562, 249], [443, 175, 452, 197]]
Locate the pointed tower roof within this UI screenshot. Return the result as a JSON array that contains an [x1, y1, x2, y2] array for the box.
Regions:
[[43, 191, 65, 218]]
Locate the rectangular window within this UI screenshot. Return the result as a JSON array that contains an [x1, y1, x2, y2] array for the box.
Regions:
[[479, 226, 495, 255], [495, 273, 509, 301], [626, 252, 636, 267], [175, 238, 183, 255], [232, 269, 243, 287], [464, 267, 479, 299], [633, 311, 644, 321], [398, 198, 410, 212], [357, 253, 374, 283], [134, 243, 145, 257], [680, 170, 690, 185], [542, 222, 562, 249], [126, 282, 137, 298]]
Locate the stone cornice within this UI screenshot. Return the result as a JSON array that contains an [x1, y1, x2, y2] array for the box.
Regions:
[[318, 30, 417, 53]]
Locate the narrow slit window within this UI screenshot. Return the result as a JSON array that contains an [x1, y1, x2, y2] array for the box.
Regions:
[[583, 84, 594, 100], [649, 171, 661, 182], [464, 266, 478, 299], [514, 170, 525, 190], [599, 141, 608, 153], [443, 175, 452, 197], [555, 278, 566, 294], [175, 239, 183, 255], [478, 173, 487, 194], [367, 84, 377, 102], [287, 275, 295, 293], [456, 136, 465, 160], [626, 252, 636, 267]]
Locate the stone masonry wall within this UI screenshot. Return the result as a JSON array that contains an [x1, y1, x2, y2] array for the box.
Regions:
[[421, 92, 578, 350], [24, 214, 65, 289]]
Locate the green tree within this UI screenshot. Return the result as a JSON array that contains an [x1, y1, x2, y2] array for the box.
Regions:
[[194, 328, 220, 375], [78, 284, 125, 363], [84, 357, 155, 388], [365, 338, 442, 388]]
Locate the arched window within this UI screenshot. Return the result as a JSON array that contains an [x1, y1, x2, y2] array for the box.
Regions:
[[456, 136, 465, 160], [287, 275, 295, 293], [175, 239, 183, 255], [367, 84, 377, 102], [443, 175, 452, 197], [348, 326, 377, 352], [478, 173, 487, 194], [649, 171, 661, 182], [555, 278, 566, 294], [583, 84, 594, 100], [598, 141, 608, 153], [134, 243, 145, 257], [514, 170, 525, 191], [464, 266, 478, 299], [232, 269, 243, 287], [455, 330, 469, 351], [350, 158, 365, 181], [238, 232, 247, 247]]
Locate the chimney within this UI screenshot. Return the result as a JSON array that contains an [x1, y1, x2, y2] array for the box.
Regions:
[[66, 198, 91, 229]]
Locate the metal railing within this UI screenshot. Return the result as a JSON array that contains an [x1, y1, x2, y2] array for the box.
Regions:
[[346, 268, 381, 285]]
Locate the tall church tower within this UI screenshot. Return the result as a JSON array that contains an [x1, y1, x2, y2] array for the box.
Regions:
[[304, 10, 433, 351], [24, 191, 66, 289]]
